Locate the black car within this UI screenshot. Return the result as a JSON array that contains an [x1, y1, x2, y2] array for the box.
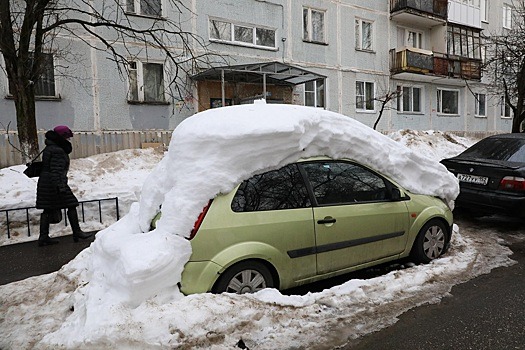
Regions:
[[441, 133, 525, 217]]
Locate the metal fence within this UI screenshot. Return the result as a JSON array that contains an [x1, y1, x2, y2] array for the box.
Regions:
[[1, 197, 120, 239], [1, 130, 172, 168]]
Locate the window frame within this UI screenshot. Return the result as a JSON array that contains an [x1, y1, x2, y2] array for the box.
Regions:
[[6, 51, 58, 99], [355, 81, 375, 112], [125, 0, 163, 17], [209, 18, 277, 50], [503, 4, 512, 29], [474, 93, 486, 117], [128, 60, 167, 104], [437, 88, 460, 115], [303, 6, 326, 44], [405, 29, 424, 49], [447, 25, 481, 59], [355, 18, 374, 52], [397, 85, 423, 113], [500, 95, 512, 119], [304, 78, 325, 108], [481, 0, 488, 22]]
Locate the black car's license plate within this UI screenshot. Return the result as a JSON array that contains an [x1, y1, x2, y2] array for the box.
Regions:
[[457, 173, 489, 185]]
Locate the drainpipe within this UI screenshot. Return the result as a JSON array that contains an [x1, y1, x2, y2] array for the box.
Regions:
[[221, 69, 225, 107]]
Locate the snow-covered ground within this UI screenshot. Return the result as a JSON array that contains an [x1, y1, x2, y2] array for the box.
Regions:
[[0, 103, 520, 350]]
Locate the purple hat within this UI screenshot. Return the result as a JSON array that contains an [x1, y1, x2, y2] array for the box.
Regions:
[[53, 125, 73, 139]]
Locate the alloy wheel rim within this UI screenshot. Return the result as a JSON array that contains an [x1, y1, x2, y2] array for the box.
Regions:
[[227, 269, 267, 294], [423, 225, 445, 260]]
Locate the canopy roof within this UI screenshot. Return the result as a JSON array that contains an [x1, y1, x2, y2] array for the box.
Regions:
[[191, 61, 326, 86]]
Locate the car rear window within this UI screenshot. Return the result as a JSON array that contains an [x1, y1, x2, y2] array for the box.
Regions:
[[460, 138, 525, 162]]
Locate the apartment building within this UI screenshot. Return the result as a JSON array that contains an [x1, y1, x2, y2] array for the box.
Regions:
[[0, 0, 515, 165]]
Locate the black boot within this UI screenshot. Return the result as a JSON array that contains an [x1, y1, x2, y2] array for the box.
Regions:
[[38, 211, 59, 246], [67, 208, 93, 242]]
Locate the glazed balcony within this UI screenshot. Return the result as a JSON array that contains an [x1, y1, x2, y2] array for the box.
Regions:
[[390, 48, 482, 82], [390, 0, 448, 27]]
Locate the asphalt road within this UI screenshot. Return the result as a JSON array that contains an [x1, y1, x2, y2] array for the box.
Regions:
[[342, 214, 525, 350], [0, 233, 95, 286]]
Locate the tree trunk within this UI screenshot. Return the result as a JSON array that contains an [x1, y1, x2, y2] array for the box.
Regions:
[[14, 82, 40, 163]]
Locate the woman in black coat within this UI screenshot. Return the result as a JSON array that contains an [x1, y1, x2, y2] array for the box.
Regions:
[[36, 125, 93, 246]]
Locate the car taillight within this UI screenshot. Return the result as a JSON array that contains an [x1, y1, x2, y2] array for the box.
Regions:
[[498, 176, 525, 192], [189, 199, 213, 240]]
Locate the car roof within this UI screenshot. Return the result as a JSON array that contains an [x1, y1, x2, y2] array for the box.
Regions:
[[485, 133, 525, 140]]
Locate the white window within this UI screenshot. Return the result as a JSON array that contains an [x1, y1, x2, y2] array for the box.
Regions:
[[128, 61, 165, 103], [209, 19, 276, 48], [356, 81, 375, 111], [355, 19, 373, 51], [437, 89, 459, 115], [406, 30, 423, 49], [397, 86, 422, 113], [500, 95, 512, 118], [503, 4, 512, 29], [304, 79, 325, 108], [474, 93, 486, 117], [126, 0, 162, 17], [481, 0, 488, 22], [8, 52, 56, 97], [303, 7, 325, 43]]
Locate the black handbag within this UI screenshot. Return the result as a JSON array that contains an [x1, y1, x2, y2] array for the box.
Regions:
[[48, 209, 63, 224], [23, 150, 44, 178]]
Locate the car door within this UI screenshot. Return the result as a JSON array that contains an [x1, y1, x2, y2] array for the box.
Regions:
[[299, 161, 410, 275], [228, 164, 318, 282]]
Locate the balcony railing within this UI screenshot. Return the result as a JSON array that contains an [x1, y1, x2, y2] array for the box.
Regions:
[[390, 48, 482, 81], [390, 0, 448, 20]]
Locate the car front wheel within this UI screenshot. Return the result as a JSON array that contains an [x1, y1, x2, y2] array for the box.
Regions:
[[213, 261, 274, 294], [411, 219, 448, 264]]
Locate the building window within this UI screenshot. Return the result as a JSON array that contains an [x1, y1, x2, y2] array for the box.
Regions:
[[406, 30, 423, 49], [500, 96, 512, 118], [355, 19, 373, 51], [356, 81, 375, 111], [304, 79, 325, 108], [209, 19, 276, 48], [126, 0, 162, 17], [7, 52, 56, 97], [474, 93, 486, 117], [447, 25, 481, 59], [481, 0, 488, 22], [303, 7, 325, 43], [503, 4, 512, 29], [128, 61, 165, 103], [397, 86, 422, 113], [437, 89, 459, 115]]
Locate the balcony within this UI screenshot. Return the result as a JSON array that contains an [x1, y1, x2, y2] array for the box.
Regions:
[[390, 0, 448, 27], [390, 48, 482, 82]]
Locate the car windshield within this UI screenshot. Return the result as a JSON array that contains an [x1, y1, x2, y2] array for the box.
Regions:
[[460, 138, 525, 162]]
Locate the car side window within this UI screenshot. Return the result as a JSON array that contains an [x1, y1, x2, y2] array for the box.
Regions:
[[231, 164, 311, 212], [300, 161, 388, 205]]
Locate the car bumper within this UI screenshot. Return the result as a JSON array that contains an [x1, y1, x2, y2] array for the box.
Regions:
[[456, 187, 525, 216], [179, 260, 223, 295]]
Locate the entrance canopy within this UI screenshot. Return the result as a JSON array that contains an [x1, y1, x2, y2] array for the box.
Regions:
[[191, 61, 326, 86]]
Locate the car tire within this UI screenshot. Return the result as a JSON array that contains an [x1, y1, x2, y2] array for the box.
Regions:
[[213, 261, 274, 294], [410, 219, 448, 264]]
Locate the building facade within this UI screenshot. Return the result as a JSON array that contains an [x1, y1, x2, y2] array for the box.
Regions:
[[0, 0, 515, 166]]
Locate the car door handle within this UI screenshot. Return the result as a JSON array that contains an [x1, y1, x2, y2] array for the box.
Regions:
[[317, 218, 336, 224]]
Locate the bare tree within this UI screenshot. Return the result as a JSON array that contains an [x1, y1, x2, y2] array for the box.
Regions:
[[484, 0, 525, 133], [373, 89, 402, 131], [0, 0, 216, 161]]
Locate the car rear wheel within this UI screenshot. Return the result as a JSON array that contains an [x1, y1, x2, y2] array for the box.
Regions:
[[213, 261, 274, 294], [411, 219, 448, 264]]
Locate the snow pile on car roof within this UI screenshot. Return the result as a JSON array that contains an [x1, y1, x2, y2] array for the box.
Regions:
[[44, 101, 459, 345]]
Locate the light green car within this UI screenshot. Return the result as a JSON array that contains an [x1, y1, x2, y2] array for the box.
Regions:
[[160, 158, 453, 295]]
